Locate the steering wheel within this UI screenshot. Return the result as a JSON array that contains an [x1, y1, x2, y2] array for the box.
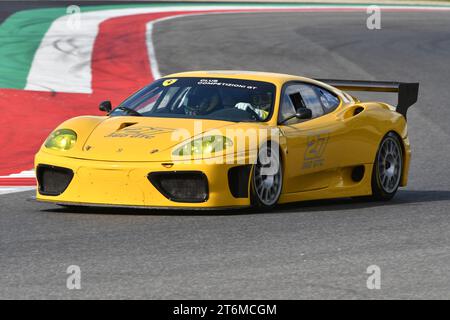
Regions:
[[243, 105, 263, 121]]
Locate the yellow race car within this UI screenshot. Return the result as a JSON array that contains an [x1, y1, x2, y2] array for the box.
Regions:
[[35, 71, 419, 209]]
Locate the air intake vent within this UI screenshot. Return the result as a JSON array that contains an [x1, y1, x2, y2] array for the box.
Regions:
[[148, 171, 208, 203], [228, 165, 252, 198], [354, 106, 364, 116], [36, 165, 74, 196], [118, 122, 137, 130], [351, 165, 365, 182]]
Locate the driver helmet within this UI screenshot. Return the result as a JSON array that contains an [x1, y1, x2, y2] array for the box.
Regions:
[[251, 92, 272, 111], [185, 86, 221, 116]]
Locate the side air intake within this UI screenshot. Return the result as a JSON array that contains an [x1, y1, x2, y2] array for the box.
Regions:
[[36, 165, 74, 196]]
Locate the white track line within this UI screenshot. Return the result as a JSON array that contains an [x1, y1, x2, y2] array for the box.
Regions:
[[145, 22, 162, 80], [0, 187, 35, 195]]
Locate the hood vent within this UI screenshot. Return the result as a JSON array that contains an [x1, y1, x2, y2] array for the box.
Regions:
[[117, 122, 137, 131]]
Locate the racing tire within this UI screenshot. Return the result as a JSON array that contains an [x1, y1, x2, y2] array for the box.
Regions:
[[370, 132, 403, 201], [250, 142, 283, 209]]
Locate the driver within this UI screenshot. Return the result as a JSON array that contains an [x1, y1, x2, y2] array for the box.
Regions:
[[234, 93, 271, 120], [185, 86, 222, 116]]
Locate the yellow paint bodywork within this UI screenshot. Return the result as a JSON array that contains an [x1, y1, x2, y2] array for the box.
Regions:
[[35, 71, 412, 209]]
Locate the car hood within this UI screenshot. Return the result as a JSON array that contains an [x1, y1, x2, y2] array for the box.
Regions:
[[76, 116, 234, 161]]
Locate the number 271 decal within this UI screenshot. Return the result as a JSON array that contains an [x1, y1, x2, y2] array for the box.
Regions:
[[303, 133, 329, 169]]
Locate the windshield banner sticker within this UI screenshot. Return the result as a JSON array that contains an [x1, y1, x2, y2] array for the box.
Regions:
[[198, 79, 258, 90]]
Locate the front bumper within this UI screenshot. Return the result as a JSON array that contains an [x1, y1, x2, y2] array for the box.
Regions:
[[35, 151, 252, 209]]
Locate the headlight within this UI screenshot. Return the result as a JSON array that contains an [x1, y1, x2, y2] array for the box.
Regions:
[[173, 135, 233, 156], [44, 129, 77, 151]]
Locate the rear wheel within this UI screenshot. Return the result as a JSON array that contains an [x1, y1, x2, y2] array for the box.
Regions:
[[251, 142, 283, 209], [371, 132, 403, 201]]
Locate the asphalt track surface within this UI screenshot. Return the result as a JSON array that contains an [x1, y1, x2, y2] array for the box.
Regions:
[[1, 8, 450, 299]]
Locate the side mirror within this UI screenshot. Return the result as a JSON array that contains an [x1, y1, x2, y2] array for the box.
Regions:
[[99, 100, 112, 113], [279, 108, 312, 125], [295, 108, 312, 120]]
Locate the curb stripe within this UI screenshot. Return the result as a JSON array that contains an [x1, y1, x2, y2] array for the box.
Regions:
[[92, 12, 169, 94], [0, 178, 36, 186], [0, 3, 212, 89], [0, 4, 165, 90]]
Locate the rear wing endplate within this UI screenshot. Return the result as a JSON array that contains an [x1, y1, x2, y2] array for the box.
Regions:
[[316, 79, 419, 119]]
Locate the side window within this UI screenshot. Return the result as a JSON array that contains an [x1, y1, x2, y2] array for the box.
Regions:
[[279, 83, 340, 124], [279, 85, 298, 124], [278, 93, 295, 121], [298, 85, 324, 118], [316, 87, 340, 114]]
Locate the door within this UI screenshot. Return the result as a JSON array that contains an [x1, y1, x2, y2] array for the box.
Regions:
[[278, 82, 344, 193]]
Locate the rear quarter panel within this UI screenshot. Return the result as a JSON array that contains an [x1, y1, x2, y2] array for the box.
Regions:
[[335, 102, 408, 167]]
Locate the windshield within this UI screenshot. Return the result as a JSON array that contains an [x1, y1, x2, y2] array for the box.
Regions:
[[110, 77, 276, 122]]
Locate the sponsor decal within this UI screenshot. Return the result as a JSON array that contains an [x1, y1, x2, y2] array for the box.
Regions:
[[105, 126, 174, 139]]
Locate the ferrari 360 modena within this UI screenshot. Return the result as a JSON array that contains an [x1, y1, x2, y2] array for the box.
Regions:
[[35, 71, 418, 209]]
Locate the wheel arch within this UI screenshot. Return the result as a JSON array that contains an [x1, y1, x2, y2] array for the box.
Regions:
[[374, 129, 408, 190], [385, 130, 408, 185], [248, 139, 285, 207]]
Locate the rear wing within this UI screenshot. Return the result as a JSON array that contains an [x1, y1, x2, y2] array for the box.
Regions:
[[316, 79, 419, 119]]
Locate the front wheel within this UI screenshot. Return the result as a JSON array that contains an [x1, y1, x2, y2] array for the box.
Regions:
[[251, 142, 283, 209], [371, 132, 403, 201]]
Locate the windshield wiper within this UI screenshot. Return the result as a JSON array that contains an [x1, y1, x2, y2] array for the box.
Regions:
[[117, 106, 143, 117]]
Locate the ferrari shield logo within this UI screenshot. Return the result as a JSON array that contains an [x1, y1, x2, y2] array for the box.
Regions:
[[163, 79, 178, 86]]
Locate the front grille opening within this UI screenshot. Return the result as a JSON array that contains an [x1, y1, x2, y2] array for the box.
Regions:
[[36, 165, 74, 196], [148, 171, 208, 203]]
